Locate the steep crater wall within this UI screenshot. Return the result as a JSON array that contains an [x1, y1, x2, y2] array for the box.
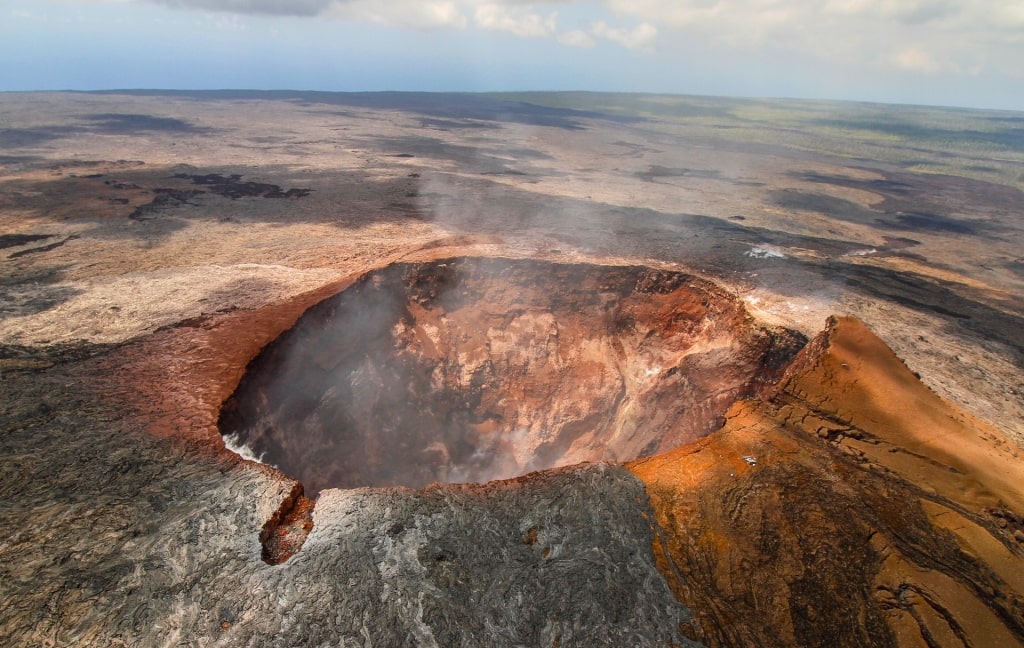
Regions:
[[219, 257, 805, 493]]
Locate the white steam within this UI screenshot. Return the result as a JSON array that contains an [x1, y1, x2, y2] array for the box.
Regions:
[[223, 432, 272, 465], [745, 246, 786, 259]]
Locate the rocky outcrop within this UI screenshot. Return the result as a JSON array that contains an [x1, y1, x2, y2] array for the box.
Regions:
[[631, 316, 1024, 647]]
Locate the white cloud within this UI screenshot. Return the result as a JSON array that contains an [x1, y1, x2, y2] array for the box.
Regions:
[[591, 20, 657, 52], [893, 45, 942, 74], [474, 4, 557, 38], [147, 0, 471, 29], [558, 29, 596, 48], [326, 1, 467, 30], [151, 0, 333, 16], [208, 11, 247, 31], [602, 0, 1023, 77], [122, 0, 1023, 80]]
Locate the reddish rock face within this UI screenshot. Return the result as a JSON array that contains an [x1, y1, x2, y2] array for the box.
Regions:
[[219, 257, 805, 493], [630, 317, 1024, 647]]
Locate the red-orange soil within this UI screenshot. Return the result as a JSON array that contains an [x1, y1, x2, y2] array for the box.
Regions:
[[630, 316, 1024, 647]]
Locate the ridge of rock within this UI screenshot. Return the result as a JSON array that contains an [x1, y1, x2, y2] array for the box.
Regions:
[[630, 316, 1024, 647]]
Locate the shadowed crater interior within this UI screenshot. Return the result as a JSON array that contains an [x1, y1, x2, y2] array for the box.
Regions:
[[219, 257, 805, 493]]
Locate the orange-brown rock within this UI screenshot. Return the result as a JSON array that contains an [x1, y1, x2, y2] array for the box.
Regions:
[[630, 316, 1024, 647], [219, 257, 806, 493]]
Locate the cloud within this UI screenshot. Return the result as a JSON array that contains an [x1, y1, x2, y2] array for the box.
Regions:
[[474, 4, 557, 38], [150, 0, 333, 16], [591, 20, 657, 52], [125, 0, 1024, 82], [327, 1, 468, 30], [558, 29, 597, 48], [893, 45, 942, 74], [602, 0, 1023, 78], [148, 0, 470, 30]]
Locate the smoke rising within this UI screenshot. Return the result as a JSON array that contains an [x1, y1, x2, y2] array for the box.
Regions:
[[219, 257, 807, 494]]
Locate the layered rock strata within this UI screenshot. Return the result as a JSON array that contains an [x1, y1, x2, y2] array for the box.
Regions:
[[631, 316, 1024, 647]]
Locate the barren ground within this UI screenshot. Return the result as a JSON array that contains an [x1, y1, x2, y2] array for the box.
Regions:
[[1, 91, 1022, 646]]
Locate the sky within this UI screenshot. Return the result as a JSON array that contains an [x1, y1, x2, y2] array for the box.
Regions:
[[1, 0, 1023, 110]]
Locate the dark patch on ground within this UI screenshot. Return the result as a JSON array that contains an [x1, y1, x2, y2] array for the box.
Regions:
[[0, 115, 212, 149], [0, 154, 43, 165], [0, 266, 81, 318], [772, 187, 994, 237], [0, 234, 53, 250], [126, 174, 312, 221], [174, 174, 313, 200], [419, 117, 502, 131], [129, 189, 205, 221], [481, 170, 528, 177], [8, 235, 79, 258], [0, 285, 80, 318], [794, 169, 1024, 227], [0, 165, 420, 244], [876, 212, 977, 235], [0, 126, 78, 148], [104, 179, 142, 190], [0, 340, 121, 366], [771, 189, 879, 226], [881, 236, 921, 249], [636, 165, 722, 182], [797, 171, 913, 195], [83, 113, 212, 135]]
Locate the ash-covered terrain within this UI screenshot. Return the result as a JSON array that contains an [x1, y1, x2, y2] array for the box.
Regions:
[[1, 91, 1023, 646]]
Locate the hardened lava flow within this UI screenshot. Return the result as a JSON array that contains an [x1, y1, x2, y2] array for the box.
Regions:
[[218, 257, 805, 562]]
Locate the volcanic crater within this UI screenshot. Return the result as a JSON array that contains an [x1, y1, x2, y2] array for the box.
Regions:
[[219, 257, 806, 496]]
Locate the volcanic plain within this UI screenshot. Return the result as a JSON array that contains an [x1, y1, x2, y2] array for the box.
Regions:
[[1, 91, 1023, 646]]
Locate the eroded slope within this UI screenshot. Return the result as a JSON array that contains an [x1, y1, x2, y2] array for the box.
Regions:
[[631, 317, 1024, 647]]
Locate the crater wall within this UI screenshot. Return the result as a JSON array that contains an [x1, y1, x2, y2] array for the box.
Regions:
[[219, 257, 806, 492]]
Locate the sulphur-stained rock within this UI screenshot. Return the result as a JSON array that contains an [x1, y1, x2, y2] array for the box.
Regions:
[[630, 316, 1024, 647]]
